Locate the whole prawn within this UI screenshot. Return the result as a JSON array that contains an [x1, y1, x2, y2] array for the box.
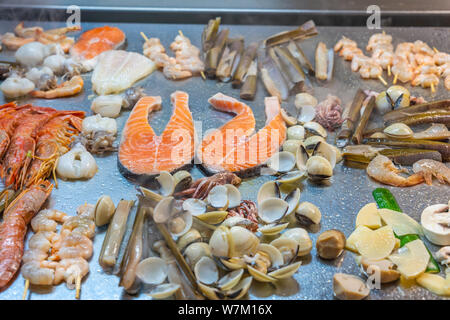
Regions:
[[30, 75, 83, 99], [366, 155, 424, 187], [24, 111, 84, 187], [1, 107, 58, 189], [0, 180, 53, 289]]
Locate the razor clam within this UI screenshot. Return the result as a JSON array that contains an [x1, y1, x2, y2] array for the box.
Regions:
[[336, 89, 365, 147], [240, 59, 257, 100], [232, 42, 258, 88], [205, 29, 229, 78], [217, 37, 244, 82], [264, 20, 318, 47], [352, 95, 376, 144], [287, 40, 314, 76], [383, 99, 450, 123]]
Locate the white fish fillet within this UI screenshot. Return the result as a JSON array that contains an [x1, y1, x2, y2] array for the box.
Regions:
[[92, 50, 156, 95]]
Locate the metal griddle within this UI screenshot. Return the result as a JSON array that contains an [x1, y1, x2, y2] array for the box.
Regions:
[[0, 18, 449, 300]]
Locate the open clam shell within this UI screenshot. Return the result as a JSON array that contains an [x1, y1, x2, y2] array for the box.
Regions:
[[268, 261, 302, 280], [276, 170, 307, 184], [247, 265, 277, 282], [230, 226, 260, 257], [270, 238, 300, 264], [207, 185, 229, 210], [219, 257, 247, 271], [313, 141, 337, 169], [258, 243, 284, 268], [258, 222, 289, 236], [148, 283, 180, 299], [184, 242, 211, 270], [153, 197, 175, 223], [295, 143, 309, 171], [156, 171, 176, 196], [258, 198, 289, 224], [297, 105, 316, 124], [306, 155, 333, 181], [257, 181, 281, 206], [303, 135, 325, 152], [267, 151, 296, 173], [209, 226, 232, 257], [284, 188, 301, 216], [281, 108, 298, 126], [304, 121, 327, 138], [177, 228, 202, 252], [282, 139, 303, 155], [182, 198, 207, 216], [287, 125, 305, 141], [167, 210, 192, 237], [135, 257, 168, 285], [140, 186, 164, 202], [224, 184, 241, 208], [281, 228, 313, 256], [194, 256, 219, 285], [295, 202, 321, 225], [195, 211, 228, 224], [226, 276, 253, 300], [217, 269, 244, 291], [172, 170, 192, 193]]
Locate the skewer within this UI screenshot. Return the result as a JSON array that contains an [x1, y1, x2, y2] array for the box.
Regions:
[[433, 47, 439, 54], [378, 75, 388, 86], [22, 279, 29, 300], [140, 32, 149, 42], [387, 65, 391, 76], [393, 73, 398, 84], [75, 274, 81, 299], [431, 82, 435, 93], [178, 30, 184, 37], [200, 71, 206, 80]]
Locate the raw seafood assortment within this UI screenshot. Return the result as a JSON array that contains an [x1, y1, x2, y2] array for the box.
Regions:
[[0, 19, 448, 302]]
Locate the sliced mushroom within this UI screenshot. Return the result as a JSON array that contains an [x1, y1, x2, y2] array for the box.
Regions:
[[360, 257, 400, 284], [333, 273, 370, 300], [421, 203, 450, 246]]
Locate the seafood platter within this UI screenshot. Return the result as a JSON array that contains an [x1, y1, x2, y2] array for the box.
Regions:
[[0, 13, 449, 301]]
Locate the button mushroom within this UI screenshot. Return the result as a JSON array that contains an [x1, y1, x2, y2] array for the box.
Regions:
[[333, 273, 370, 300], [360, 257, 400, 284], [316, 229, 346, 259], [421, 203, 450, 246]]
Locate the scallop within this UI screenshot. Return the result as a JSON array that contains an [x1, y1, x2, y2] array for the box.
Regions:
[[281, 228, 313, 256], [148, 283, 180, 299], [304, 121, 327, 138], [94, 195, 115, 227], [182, 198, 207, 216], [194, 256, 219, 285], [258, 198, 289, 224], [90, 95, 123, 118], [135, 257, 168, 285], [267, 151, 296, 173], [306, 155, 333, 181], [282, 139, 302, 155], [295, 202, 322, 225], [383, 123, 413, 138], [207, 185, 229, 209], [287, 125, 305, 141], [156, 171, 175, 196], [257, 181, 281, 206]]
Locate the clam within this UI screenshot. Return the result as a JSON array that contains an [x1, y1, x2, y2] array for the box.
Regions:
[[195, 211, 228, 224], [207, 185, 229, 210], [177, 228, 202, 252], [167, 211, 193, 237], [148, 283, 180, 299], [280, 228, 313, 256], [247, 265, 277, 283], [386, 85, 410, 108], [172, 170, 192, 193], [257, 181, 281, 206], [375, 91, 392, 115], [197, 276, 252, 300], [306, 156, 333, 181], [304, 121, 327, 138], [209, 226, 259, 258], [281, 108, 298, 126], [258, 198, 289, 224], [153, 197, 176, 223], [221, 216, 257, 230], [156, 171, 176, 196], [135, 257, 168, 285], [258, 222, 289, 236], [184, 242, 211, 269], [94, 195, 115, 226], [219, 257, 247, 271], [297, 105, 316, 124], [217, 269, 244, 291], [224, 184, 241, 208], [296, 144, 309, 171], [313, 141, 337, 169], [194, 256, 219, 285], [266, 151, 296, 173], [284, 188, 301, 216], [383, 123, 413, 138], [268, 261, 302, 279], [295, 202, 322, 225], [287, 125, 305, 141], [270, 237, 299, 264], [276, 170, 307, 184], [182, 198, 207, 216], [303, 135, 325, 151], [282, 139, 303, 155], [295, 93, 318, 109]]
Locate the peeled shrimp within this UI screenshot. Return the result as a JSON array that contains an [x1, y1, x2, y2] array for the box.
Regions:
[[163, 58, 192, 79], [351, 54, 371, 72], [367, 155, 424, 187], [54, 257, 89, 289], [1, 32, 34, 50], [340, 46, 363, 61], [143, 37, 171, 68], [56, 143, 97, 180], [359, 61, 382, 79], [30, 75, 83, 99], [51, 233, 93, 260], [434, 52, 450, 65], [31, 209, 68, 232], [169, 34, 204, 74], [334, 36, 358, 52], [411, 73, 439, 88], [21, 261, 56, 285], [28, 231, 60, 253], [61, 216, 95, 239], [392, 56, 415, 83], [366, 33, 392, 51], [412, 40, 435, 56], [76, 203, 96, 220], [412, 159, 450, 185]]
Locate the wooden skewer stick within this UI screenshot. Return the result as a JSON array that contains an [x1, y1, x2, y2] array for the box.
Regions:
[[378, 75, 388, 86], [433, 47, 439, 54], [178, 30, 184, 37], [393, 73, 398, 84], [387, 65, 391, 76], [140, 32, 149, 42], [22, 279, 29, 300], [200, 71, 206, 80], [431, 82, 435, 93], [75, 274, 81, 299]]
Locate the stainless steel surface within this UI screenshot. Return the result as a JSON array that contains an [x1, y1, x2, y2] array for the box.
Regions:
[[0, 20, 449, 300], [1, 0, 450, 26]]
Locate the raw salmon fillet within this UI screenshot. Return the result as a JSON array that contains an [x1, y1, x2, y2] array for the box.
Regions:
[[198, 94, 286, 176], [118, 91, 194, 181], [70, 26, 126, 62]]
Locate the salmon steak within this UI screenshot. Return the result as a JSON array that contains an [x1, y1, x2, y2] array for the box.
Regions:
[[198, 94, 286, 176], [118, 91, 195, 182], [70, 26, 126, 65]]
